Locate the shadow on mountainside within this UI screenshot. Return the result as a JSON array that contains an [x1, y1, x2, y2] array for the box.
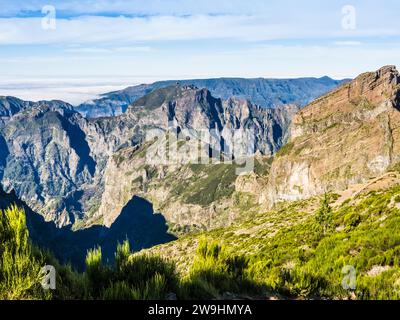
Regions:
[[0, 188, 176, 271], [60, 115, 96, 176], [0, 135, 9, 181]]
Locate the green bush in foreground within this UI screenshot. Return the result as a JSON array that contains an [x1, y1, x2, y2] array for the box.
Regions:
[[0, 205, 49, 300], [180, 238, 260, 299], [65, 241, 180, 300]]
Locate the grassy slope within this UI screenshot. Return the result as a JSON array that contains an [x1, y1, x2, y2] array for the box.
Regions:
[[144, 180, 400, 299], [2, 173, 400, 300]]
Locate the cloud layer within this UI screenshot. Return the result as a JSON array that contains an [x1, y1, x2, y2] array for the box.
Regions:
[[0, 0, 399, 91]]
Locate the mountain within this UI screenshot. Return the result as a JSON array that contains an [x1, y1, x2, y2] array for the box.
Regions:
[[2, 65, 400, 297], [94, 85, 297, 229], [145, 170, 400, 300], [0, 67, 395, 233], [258, 65, 400, 205], [75, 77, 347, 118], [97, 66, 399, 233], [0, 98, 140, 227], [137, 65, 400, 299], [0, 85, 296, 229]]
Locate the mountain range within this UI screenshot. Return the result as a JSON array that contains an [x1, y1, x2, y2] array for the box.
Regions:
[[1, 66, 398, 270], [0, 82, 301, 230], [75, 76, 347, 118]]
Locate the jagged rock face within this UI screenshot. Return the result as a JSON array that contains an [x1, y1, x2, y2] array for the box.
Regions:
[[96, 142, 260, 230], [0, 104, 95, 226], [0, 85, 296, 228], [222, 98, 298, 156], [261, 66, 400, 205], [128, 86, 225, 131], [0, 99, 140, 227], [127, 85, 298, 155], [95, 86, 296, 227]]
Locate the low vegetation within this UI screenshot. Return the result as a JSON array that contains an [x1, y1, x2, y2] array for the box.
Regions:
[[1, 183, 400, 300]]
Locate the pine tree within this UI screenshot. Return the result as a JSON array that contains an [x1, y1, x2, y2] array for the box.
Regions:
[[315, 193, 333, 236]]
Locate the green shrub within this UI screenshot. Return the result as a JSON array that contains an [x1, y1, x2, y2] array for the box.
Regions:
[[0, 205, 49, 300], [315, 194, 333, 236], [181, 238, 260, 299]]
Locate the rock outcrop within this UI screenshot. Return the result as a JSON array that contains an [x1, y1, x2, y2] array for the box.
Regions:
[[0, 98, 142, 226], [0, 85, 296, 228], [95, 85, 297, 227], [261, 65, 400, 205]]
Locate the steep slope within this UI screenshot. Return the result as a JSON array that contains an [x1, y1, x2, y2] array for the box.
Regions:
[[75, 77, 345, 118], [261, 65, 400, 205], [0, 100, 141, 227], [0, 85, 295, 229], [125, 85, 298, 155], [0, 100, 94, 226], [143, 171, 400, 299], [95, 85, 295, 228]]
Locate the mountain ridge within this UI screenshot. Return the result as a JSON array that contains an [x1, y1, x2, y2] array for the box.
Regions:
[[259, 65, 400, 205], [1, 66, 399, 281], [75, 76, 347, 118], [0, 84, 296, 228]]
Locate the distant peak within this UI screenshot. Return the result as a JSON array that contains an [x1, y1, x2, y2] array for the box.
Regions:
[[319, 76, 332, 80]]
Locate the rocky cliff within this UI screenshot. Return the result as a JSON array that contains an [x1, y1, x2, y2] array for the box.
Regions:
[[261, 65, 400, 205], [95, 85, 296, 228], [0, 85, 296, 228], [0, 98, 142, 227]]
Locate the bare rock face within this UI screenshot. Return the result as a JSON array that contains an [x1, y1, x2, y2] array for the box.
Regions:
[[0, 85, 296, 228], [222, 98, 298, 156], [95, 85, 297, 228], [0, 102, 94, 226], [261, 66, 400, 206], [0, 99, 141, 227]]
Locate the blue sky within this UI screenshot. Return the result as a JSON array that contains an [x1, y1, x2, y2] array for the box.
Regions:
[[0, 0, 399, 103]]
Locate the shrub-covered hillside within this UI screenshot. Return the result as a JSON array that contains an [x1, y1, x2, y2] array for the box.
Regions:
[[2, 178, 400, 300], [146, 181, 400, 300]]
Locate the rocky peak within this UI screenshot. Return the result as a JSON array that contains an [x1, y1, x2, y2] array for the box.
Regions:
[[127, 85, 224, 131], [0, 96, 32, 117], [291, 65, 400, 139], [347, 65, 399, 103], [261, 65, 400, 206]]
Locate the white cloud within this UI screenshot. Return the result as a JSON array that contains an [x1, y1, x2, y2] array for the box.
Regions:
[[0, 42, 399, 103], [65, 47, 111, 53], [0, 1, 399, 85], [0, 13, 399, 46], [333, 41, 362, 46], [0, 76, 146, 104], [114, 46, 151, 52], [65, 46, 151, 53]]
